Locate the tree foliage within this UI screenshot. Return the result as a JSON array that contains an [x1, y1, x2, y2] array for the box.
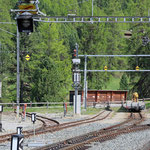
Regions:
[[0, 0, 150, 102], [119, 74, 129, 90]]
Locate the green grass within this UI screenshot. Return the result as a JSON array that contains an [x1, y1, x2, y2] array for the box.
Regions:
[[145, 100, 150, 102], [3, 107, 12, 112], [26, 107, 72, 114], [104, 76, 121, 90], [111, 107, 121, 112], [81, 107, 103, 115], [26, 107, 103, 115], [2, 106, 103, 116], [146, 103, 150, 109], [110, 107, 120, 117]]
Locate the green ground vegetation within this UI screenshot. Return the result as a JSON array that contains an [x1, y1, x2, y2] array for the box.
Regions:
[[3, 106, 103, 116], [103, 74, 122, 90], [145, 102, 150, 109]]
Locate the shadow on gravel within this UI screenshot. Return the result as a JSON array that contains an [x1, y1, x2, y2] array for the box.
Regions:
[[117, 106, 128, 112], [105, 105, 112, 111]]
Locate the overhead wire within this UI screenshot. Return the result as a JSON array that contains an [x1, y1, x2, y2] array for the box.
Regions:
[[0, 27, 16, 36]]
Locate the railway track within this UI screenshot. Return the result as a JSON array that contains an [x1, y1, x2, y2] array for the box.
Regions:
[[26, 113, 60, 127], [42, 110, 112, 133], [0, 110, 111, 143], [0, 113, 59, 143], [23, 110, 112, 138], [33, 112, 148, 150], [141, 142, 150, 150]]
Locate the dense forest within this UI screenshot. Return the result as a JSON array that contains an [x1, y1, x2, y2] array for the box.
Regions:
[[0, 0, 150, 103]]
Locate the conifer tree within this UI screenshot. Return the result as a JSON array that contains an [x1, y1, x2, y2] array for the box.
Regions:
[[119, 74, 129, 90]]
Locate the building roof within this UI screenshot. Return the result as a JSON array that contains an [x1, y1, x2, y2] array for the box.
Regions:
[[70, 90, 129, 92]]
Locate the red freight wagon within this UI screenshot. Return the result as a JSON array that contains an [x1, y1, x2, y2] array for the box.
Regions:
[[69, 90, 128, 105]]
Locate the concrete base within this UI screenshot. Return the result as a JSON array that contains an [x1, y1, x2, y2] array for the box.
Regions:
[[73, 95, 81, 115], [28, 142, 51, 147], [73, 114, 81, 118]]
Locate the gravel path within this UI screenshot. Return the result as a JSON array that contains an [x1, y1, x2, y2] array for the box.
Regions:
[[0, 110, 150, 150], [0, 112, 42, 136]]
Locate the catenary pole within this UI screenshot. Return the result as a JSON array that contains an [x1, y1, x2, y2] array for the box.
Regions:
[[83, 55, 87, 110], [92, 0, 94, 17], [75, 43, 79, 114], [16, 25, 20, 118]]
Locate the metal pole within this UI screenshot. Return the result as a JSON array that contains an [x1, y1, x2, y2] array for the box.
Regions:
[[0, 112, 2, 132], [83, 55, 87, 110], [80, 70, 150, 72], [75, 87, 78, 114], [0, 42, 2, 98], [75, 43, 78, 58], [85, 81, 87, 108], [33, 123, 35, 139], [92, 0, 93, 16], [16, 26, 20, 118], [78, 54, 150, 57], [74, 43, 79, 114]]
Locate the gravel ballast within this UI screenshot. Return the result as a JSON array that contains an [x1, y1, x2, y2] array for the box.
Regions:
[[0, 111, 150, 150]]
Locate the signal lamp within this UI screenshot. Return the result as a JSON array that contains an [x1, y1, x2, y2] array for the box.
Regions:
[[17, 12, 33, 33], [74, 49, 77, 57]]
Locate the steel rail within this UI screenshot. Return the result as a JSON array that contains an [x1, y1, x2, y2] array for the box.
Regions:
[[19, 110, 112, 140], [26, 113, 60, 126], [24, 110, 112, 137], [141, 142, 150, 150], [34, 112, 144, 150], [0, 110, 111, 143], [56, 110, 106, 127], [60, 125, 150, 150], [46, 111, 112, 132], [0, 113, 59, 143]]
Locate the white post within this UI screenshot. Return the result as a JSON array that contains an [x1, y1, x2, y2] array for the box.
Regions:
[[0, 82, 2, 98], [83, 56, 87, 109], [74, 95, 81, 115]]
